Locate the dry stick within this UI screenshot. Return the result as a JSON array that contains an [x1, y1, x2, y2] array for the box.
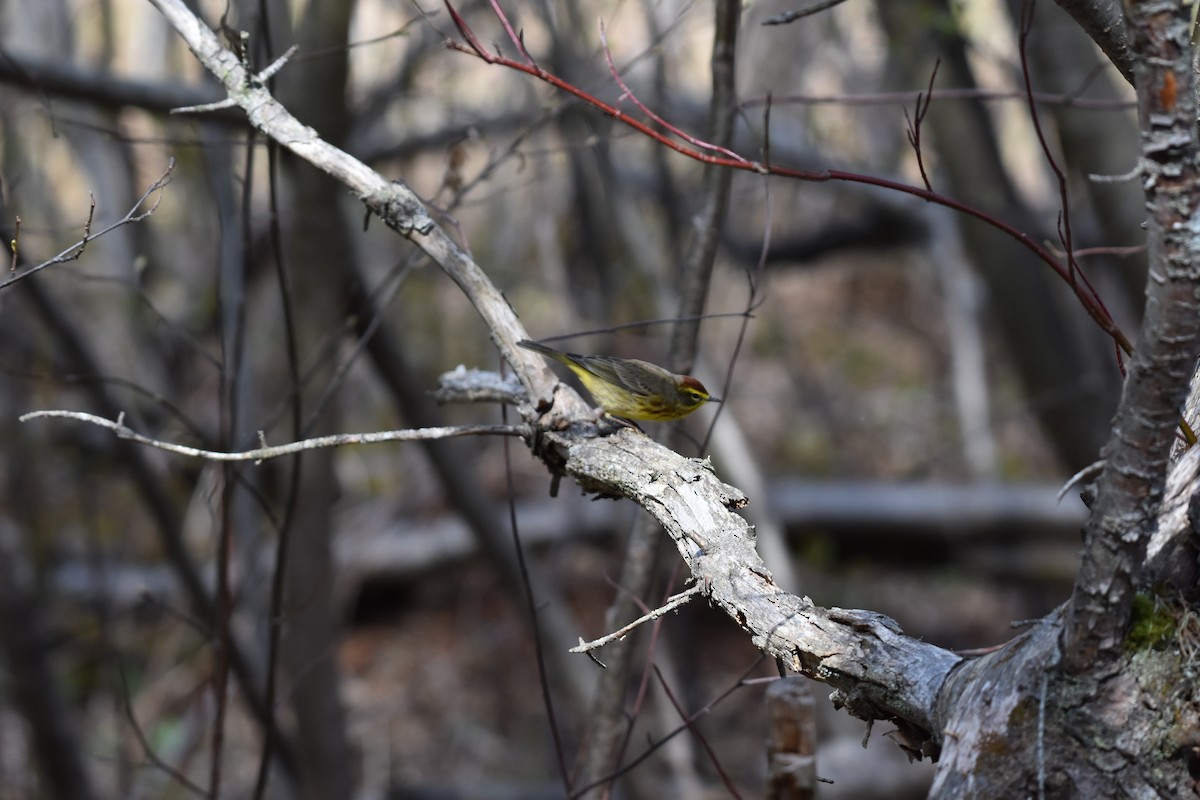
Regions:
[[0, 165, 170, 291], [212, 486, 233, 800], [569, 585, 702, 654], [145, 0, 963, 756], [19, 411, 526, 460]]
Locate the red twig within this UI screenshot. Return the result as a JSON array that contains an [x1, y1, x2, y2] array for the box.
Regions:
[[484, 0, 536, 66], [905, 60, 939, 192], [760, 92, 773, 171], [441, 1, 1135, 357], [568, 656, 767, 799], [652, 665, 745, 800], [1016, 0, 1140, 389], [1018, 0, 1091, 299], [599, 21, 752, 166], [595, 560, 679, 798]]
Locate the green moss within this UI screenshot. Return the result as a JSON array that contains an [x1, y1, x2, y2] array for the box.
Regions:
[[1125, 594, 1177, 652], [1007, 694, 1036, 728], [976, 731, 1012, 758]]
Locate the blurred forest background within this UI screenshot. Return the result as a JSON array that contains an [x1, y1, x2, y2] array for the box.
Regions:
[[0, 0, 1144, 798]]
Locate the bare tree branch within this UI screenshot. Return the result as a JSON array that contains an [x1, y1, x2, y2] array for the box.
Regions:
[[20, 410, 527, 461], [0, 161, 174, 291], [1051, 0, 1135, 84], [569, 585, 703, 654]]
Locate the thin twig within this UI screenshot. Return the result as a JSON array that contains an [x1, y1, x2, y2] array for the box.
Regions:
[[20, 410, 527, 461], [763, 0, 851, 25], [531, 309, 761, 347], [652, 665, 744, 800], [0, 161, 175, 291], [118, 667, 208, 798], [485, 0, 537, 66], [173, 46, 299, 114], [1018, 3, 1082, 289], [741, 86, 1136, 110], [1058, 459, 1105, 502], [599, 21, 751, 166], [501, 402, 571, 793], [905, 60, 939, 192], [570, 585, 703, 654], [568, 655, 766, 799]]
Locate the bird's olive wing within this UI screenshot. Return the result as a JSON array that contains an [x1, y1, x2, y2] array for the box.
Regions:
[[609, 358, 676, 397]]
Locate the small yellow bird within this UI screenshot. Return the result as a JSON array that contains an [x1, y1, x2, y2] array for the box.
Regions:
[[518, 339, 720, 422]]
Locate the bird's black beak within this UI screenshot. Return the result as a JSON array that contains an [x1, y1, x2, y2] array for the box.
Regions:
[[708, 396, 722, 404]]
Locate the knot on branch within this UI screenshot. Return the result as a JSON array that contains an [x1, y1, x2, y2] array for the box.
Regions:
[[365, 181, 436, 238]]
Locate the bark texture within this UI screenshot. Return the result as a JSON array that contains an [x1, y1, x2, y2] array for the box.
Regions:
[[1065, 0, 1200, 673], [932, 607, 1199, 797]]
